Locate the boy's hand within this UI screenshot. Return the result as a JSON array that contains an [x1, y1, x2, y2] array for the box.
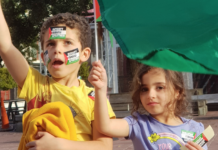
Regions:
[[88, 60, 107, 91], [185, 141, 204, 150], [26, 131, 60, 150]]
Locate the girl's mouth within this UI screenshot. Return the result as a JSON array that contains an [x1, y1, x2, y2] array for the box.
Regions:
[[147, 102, 158, 106]]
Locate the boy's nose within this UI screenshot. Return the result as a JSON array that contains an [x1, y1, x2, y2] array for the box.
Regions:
[[54, 44, 62, 55], [54, 50, 62, 55]]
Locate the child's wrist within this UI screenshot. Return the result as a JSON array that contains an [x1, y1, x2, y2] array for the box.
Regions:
[[55, 138, 65, 150], [95, 86, 107, 93]]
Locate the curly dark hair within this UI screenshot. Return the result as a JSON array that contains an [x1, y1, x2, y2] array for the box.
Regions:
[[40, 12, 91, 50], [131, 64, 188, 118]]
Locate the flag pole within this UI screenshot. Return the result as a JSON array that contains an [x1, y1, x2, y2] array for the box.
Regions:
[[93, 0, 98, 61]]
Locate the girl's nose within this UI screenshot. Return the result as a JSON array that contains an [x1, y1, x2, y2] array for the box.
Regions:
[[148, 89, 156, 99]]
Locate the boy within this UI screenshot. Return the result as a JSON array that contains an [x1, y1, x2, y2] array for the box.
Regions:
[[0, 3, 115, 150]]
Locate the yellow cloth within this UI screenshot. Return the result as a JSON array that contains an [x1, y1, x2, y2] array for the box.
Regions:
[[18, 101, 77, 150], [18, 67, 115, 141]]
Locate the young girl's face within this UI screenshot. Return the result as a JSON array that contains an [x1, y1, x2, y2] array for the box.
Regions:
[[140, 68, 177, 116]]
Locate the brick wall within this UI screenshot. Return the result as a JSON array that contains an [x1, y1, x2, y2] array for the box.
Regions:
[[0, 90, 10, 100], [117, 48, 134, 93], [118, 76, 133, 93]]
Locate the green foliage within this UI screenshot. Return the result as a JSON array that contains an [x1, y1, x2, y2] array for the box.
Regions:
[[0, 0, 93, 67], [0, 68, 17, 90], [78, 62, 90, 81]]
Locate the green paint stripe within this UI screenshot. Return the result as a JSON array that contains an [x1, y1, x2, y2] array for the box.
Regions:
[[67, 59, 79, 65]]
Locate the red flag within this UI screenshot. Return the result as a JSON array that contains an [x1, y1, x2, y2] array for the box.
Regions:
[[94, 0, 100, 20]]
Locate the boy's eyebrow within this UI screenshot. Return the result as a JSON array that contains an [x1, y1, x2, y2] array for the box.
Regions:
[[65, 38, 75, 42], [45, 39, 54, 44], [45, 38, 75, 44]]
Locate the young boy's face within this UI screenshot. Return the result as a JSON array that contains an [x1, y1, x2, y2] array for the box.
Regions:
[[41, 24, 90, 79]]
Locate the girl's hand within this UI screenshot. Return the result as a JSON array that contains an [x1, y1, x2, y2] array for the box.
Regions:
[[185, 141, 204, 150], [26, 131, 60, 150], [88, 60, 107, 91]]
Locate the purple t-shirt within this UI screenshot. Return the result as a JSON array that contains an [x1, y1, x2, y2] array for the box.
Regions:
[[124, 112, 207, 150]]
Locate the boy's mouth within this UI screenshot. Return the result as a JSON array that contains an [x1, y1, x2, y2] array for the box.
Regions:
[[53, 60, 64, 65], [52, 59, 64, 68]]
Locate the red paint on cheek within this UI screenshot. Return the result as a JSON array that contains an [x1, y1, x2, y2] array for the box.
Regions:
[[64, 53, 68, 65]]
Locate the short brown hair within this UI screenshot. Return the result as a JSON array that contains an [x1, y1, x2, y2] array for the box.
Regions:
[[40, 12, 91, 50], [131, 64, 188, 118]]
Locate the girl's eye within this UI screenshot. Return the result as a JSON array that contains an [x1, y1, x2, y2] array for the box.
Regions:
[[157, 86, 165, 90], [140, 87, 148, 92]]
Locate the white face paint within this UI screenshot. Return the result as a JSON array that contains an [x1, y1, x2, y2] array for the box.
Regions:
[[64, 48, 80, 65], [49, 26, 66, 40], [43, 50, 51, 67]]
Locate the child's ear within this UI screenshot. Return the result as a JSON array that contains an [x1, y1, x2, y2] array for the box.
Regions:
[[40, 52, 45, 64], [174, 90, 180, 100], [80, 47, 91, 62]]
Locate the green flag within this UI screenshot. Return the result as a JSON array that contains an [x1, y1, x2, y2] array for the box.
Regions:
[[98, 0, 218, 74]]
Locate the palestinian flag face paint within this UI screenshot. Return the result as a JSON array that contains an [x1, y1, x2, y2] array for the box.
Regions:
[[49, 27, 66, 40], [43, 50, 51, 67], [64, 48, 80, 65]]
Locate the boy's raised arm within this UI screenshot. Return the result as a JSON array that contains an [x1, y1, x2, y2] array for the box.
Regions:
[[0, 3, 29, 88], [88, 60, 129, 138]]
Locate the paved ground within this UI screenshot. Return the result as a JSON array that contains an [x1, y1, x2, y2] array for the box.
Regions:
[[1, 111, 218, 150], [0, 132, 22, 150]]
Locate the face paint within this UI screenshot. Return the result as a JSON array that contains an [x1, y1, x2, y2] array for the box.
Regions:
[[64, 48, 80, 65], [49, 26, 66, 40], [43, 50, 51, 67]]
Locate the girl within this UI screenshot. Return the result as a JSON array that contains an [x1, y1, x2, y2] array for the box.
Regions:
[[89, 61, 207, 150]]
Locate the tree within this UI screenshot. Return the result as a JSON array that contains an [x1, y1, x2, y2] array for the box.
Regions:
[[0, 0, 93, 67], [0, 68, 17, 90], [0, 68, 17, 99], [78, 62, 90, 81]]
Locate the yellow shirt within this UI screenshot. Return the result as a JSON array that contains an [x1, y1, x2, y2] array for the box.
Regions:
[[18, 67, 115, 141], [18, 102, 77, 150]]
